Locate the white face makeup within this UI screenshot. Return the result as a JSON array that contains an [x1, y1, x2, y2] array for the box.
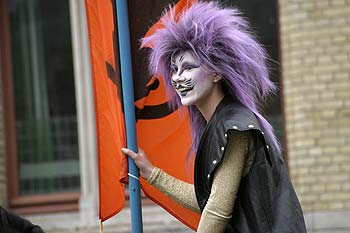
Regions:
[[171, 51, 215, 106]]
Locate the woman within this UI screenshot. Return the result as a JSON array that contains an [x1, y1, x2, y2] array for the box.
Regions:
[[122, 1, 306, 232]]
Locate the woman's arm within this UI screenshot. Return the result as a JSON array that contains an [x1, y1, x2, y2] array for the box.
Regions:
[[121, 131, 255, 232], [121, 148, 200, 213], [148, 168, 200, 213], [197, 130, 254, 233]]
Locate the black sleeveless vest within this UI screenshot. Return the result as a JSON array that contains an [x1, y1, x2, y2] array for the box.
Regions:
[[194, 96, 306, 233]]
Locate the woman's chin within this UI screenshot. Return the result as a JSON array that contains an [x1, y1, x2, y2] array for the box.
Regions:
[[177, 91, 195, 106], [180, 97, 195, 106]]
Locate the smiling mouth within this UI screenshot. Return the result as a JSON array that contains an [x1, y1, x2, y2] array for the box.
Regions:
[[178, 86, 194, 96], [171, 79, 194, 97]]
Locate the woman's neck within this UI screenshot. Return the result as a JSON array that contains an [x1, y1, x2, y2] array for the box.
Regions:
[[196, 85, 225, 122]]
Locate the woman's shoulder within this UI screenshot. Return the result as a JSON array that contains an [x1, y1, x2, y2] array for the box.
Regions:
[[216, 101, 261, 134]]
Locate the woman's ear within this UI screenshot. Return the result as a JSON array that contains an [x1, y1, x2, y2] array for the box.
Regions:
[[213, 73, 222, 83]]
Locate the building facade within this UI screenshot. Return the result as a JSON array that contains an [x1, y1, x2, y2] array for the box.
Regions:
[[0, 0, 349, 232], [279, 0, 350, 232]]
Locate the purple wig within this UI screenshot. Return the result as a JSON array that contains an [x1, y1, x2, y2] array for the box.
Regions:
[[142, 1, 280, 153]]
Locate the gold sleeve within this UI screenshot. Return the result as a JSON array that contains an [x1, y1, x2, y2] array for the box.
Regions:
[[197, 130, 255, 233], [147, 130, 255, 233], [148, 167, 200, 213]]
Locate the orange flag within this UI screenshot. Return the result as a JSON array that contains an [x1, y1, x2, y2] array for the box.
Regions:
[[85, 0, 200, 230], [85, 0, 127, 221]]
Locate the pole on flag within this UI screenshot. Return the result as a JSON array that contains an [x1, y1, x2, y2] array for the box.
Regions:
[[115, 1, 143, 232]]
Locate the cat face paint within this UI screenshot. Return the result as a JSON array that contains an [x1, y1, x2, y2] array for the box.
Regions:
[[171, 51, 215, 106]]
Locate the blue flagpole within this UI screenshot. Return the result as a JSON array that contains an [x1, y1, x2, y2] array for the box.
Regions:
[[115, 0, 143, 232]]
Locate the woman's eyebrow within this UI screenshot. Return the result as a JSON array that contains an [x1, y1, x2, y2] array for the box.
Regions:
[[177, 62, 200, 75], [180, 61, 200, 68], [171, 59, 199, 74]]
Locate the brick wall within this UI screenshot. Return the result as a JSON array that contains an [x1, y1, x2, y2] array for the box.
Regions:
[[279, 0, 350, 212]]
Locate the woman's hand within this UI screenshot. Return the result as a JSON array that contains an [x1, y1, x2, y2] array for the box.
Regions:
[[121, 148, 154, 180]]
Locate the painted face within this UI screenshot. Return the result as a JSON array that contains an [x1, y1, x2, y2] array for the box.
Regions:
[[171, 51, 215, 106]]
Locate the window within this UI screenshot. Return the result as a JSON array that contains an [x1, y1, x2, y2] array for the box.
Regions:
[[2, 0, 80, 214]]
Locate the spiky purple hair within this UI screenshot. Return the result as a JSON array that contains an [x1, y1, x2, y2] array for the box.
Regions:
[[142, 1, 280, 153]]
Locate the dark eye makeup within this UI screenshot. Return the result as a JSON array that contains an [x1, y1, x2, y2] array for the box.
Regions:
[[171, 62, 199, 76], [171, 65, 178, 73]]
